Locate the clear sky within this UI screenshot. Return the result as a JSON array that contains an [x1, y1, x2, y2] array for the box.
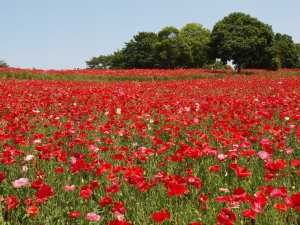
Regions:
[[1, 0, 300, 70]]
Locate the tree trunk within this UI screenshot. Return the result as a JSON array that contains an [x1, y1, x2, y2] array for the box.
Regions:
[[237, 64, 241, 73]]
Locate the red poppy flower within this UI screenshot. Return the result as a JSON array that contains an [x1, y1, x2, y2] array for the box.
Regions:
[[274, 203, 287, 213], [35, 185, 55, 198], [291, 193, 300, 207], [54, 167, 64, 173], [89, 180, 101, 190], [30, 179, 44, 189], [0, 173, 6, 183], [240, 149, 255, 156], [198, 193, 209, 210], [67, 211, 81, 218], [209, 165, 221, 173], [151, 209, 170, 223], [79, 185, 92, 199], [242, 209, 256, 219], [22, 197, 34, 205], [186, 168, 194, 174], [105, 183, 120, 193], [236, 166, 251, 178], [27, 205, 39, 216], [99, 196, 113, 207], [167, 183, 189, 198], [5, 196, 20, 211], [187, 175, 202, 190], [290, 159, 300, 167], [108, 220, 132, 225], [233, 187, 249, 202], [217, 208, 236, 225]]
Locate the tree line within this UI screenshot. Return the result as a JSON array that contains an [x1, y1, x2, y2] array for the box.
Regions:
[[0, 60, 9, 68], [86, 12, 300, 72]]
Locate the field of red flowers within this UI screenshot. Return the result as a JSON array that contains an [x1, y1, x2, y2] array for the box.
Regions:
[[1, 70, 300, 224], [0, 67, 229, 77], [2, 67, 299, 81]]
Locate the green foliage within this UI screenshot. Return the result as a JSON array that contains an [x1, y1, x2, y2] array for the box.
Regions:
[[180, 23, 213, 67], [121, 32, 158, 69], [0, 60, 9, 68], [153, 26, 190, 69], [296, 43, 300, 68], [110, 50, 126, 69], [85, 55, 113, 69], [272, 33, 299, 69], [210, 12, 274, 72]]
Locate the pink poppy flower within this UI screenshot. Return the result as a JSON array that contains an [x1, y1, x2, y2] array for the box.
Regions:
[[64, 185, 76, 191], [22, 166, 28, 172], [12, 178, 29, 188], [85, 213, 101, 221], [285, 148, 293, 154], [25, 155, 34, 161]]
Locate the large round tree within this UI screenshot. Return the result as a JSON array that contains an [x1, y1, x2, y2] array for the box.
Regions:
[[210, 12, 274, 72]]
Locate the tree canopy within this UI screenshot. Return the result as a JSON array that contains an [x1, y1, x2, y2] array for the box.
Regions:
[[180, 23, 212, 67], [210, 12, 274, 72], [296, 43, 300, 68], [153, 26, 189, 69], [272, 33, 299, 69], [121, 32, 158, 69], [85, 55, 113, 69]]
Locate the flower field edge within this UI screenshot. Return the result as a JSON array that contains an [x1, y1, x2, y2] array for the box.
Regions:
[[0, 68, 300, 83]]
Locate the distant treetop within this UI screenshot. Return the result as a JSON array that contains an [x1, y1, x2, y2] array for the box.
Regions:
[[0, 60, 9, 68]]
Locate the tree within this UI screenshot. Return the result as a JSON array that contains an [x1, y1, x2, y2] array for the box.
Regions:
[[296, 43, 300, 68], [86, 55, 113, 69], [210, 12, 274, 72], [110, 50, 126, 69], [180, 23, 212, 67], [122, 32, 158, 69], [272, 33, 299, 69], [0, 60, 9, 68], [153, 26, 190, 69]]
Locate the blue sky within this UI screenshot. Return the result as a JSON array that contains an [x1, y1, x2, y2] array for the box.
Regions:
[[1, 0, 300, 70]]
